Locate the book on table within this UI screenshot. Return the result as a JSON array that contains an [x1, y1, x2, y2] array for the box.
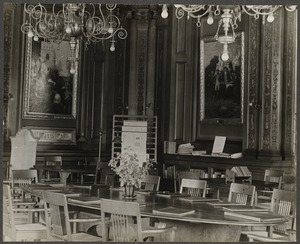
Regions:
[[153, 207, 195, 217], [179, 197, 220, 202], [207, 201, 244, 206], [222, 205, 270, 212], [155, 192, 191, 199], [224, 211, 286, 222], [68, 196, 102, 205]]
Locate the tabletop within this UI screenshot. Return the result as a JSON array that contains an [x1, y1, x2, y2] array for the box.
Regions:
[[22, 183, 288, 228]]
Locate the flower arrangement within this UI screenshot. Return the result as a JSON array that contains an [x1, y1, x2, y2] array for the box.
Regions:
[[108, 150, 154, 188]]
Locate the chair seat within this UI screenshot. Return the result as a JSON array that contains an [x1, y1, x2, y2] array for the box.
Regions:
[[66, 232, 102, 242], [16, 223, 46, 231], [256, 202, 271, 209]]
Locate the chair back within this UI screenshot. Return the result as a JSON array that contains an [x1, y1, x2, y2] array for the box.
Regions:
[[11, 169, 38, 187], [180, 179, 207, 197], [44, 156, 62, 166], [270, 189, 296, 234], [10, 128, 38, 170], [3, 184, 15, 237], [264, 169, 283, 189], [140, 175, 161, 191], [42, 191, 72, 241], [101, 199, 143, 242], [177, 171, 200, 186], [228, 183, 256, 205]]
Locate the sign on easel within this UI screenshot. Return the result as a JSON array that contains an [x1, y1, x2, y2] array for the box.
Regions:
[[121, 120, 147, 166]]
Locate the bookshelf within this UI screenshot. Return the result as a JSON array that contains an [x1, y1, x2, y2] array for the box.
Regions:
[[111, 115, 157, 162]]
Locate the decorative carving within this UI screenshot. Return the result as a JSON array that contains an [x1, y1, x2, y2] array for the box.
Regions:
[[271, 10, 281, 150], [26, 127, 76, 145], [247, 16, 260, 149], [262, 20, 273, 150], [3, 4, 14, 141]]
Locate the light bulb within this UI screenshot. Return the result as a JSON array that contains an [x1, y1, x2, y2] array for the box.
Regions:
[[221, 53, 229, 61], [161, 5, 168, 19], [27, 30, 34, 38], [108, 24, 114, 34], [267, 14, 274, 23], [33, 35, 39, 41], [207, 16, 214, 25], [110, 42, 115, 52], [66, 26, 72, 34], [70, 68, 76, 74]]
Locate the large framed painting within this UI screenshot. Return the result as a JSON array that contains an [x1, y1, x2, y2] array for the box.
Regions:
[[23, 37, 79, 119], [200, 32, 244, 124]]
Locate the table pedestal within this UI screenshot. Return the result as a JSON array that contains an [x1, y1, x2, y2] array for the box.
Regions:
[[158, 220, 241, 242]]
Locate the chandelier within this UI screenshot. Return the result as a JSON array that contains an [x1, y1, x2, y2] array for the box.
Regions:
[[161, 5, 297, 61], [21, 3, 128, 73]]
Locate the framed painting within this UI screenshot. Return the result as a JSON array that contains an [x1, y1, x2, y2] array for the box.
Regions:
[[26, 127, 76, 145], [23, 37, 79, 119], [200, 32, 244, 124]]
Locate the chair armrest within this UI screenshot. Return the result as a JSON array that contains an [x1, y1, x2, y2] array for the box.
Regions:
[[68, 218, 102, 223], [246, 233, 290, 242], [12, 208, 51, 212], [12, 202, 37, 206]]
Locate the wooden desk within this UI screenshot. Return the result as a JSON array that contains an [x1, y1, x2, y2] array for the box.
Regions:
[[23, 184, 288, 242], [35, 166, 96, 185]]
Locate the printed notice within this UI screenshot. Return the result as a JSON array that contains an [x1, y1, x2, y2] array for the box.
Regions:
[[212, 136, 226, 154]]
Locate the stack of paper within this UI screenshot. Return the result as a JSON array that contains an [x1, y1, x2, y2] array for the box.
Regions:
[[177, 143, 194, 155]]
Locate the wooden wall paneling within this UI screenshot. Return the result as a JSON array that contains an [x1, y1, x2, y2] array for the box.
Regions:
[[259, 9, 284, 159], [155, 17, 170, 157], [5, 4, 23, 140], [77, 42, 90, 142], [146, 17, 157, 117], [282, 9, 297, 160], [128, 18, 138, 115], [169, 10, 194, 143]]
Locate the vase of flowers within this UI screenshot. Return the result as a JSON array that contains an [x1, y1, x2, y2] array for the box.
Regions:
[[109, 149, 154, 198]]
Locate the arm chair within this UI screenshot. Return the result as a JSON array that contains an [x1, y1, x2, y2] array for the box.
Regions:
[[255, 169, 284, 209], [177, 171, 200, 186], [228, 182, 256, 205], [42, 156, 62, 182], [180, 179, 207, 198], [242, 189, 296, 241], [3, 184, 47, 241], [139, 175, 161, 191], [11, 169, 38, 199], [42, 191, 103, 241], [101, 199, 177, 242]]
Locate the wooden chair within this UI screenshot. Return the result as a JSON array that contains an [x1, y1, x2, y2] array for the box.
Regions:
[[43, 156, 62, 182], [256, 169, 284, 208], [228, 183, 256, 205], [3, 184, 47, 241], [42, 191, 103, 241], [101, 199, 177, 242], [180, 179, 207, 197], [244, 189, 296, 241], [140, 175, 161, 191], [79, 157, 98, 184], [177, 171, 200, 186]]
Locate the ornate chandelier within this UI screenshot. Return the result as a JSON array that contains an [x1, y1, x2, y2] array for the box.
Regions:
[[21, 3, 128, 73], [161, 5, 297, 61]]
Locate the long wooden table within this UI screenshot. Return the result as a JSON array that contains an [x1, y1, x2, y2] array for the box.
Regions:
[[22, 184, 288, 242]]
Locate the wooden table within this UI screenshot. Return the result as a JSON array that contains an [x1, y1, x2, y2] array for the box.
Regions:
[[35, 166, 96, 185], [23, 184, 288, 242]]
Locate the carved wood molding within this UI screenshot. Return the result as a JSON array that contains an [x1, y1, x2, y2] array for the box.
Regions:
[[247, 17, 260, 149], [3, 4, 14, 141]]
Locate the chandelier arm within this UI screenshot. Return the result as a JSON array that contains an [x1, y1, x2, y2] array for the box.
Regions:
[[214, 19, 223, 40]]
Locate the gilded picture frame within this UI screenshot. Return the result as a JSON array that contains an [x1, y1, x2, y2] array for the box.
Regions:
[[200, 32, 244, 124], [23, 37, 79, 119]]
